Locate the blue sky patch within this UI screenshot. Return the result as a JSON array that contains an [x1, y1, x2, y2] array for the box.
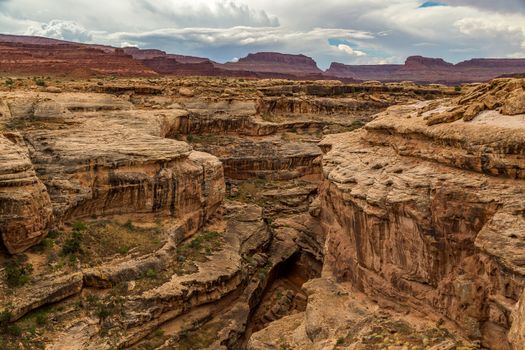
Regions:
[[419, 1, 448, 8]]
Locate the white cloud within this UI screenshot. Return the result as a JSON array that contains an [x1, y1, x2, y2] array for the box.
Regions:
[[1, 0, 525, 67], [337, 44, 366, 56], [25, 19, 92, 42]]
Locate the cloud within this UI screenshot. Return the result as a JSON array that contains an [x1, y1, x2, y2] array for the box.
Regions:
[[1, 0, 525, 68], [337, 44, 367, 56], [25, 19, 93, 42], [103, 26, 374, 66], [444, 0, 525, 13], [135, 0, 279, 28]]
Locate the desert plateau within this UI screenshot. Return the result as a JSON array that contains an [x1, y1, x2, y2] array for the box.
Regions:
[[1, 1, 525, 349]]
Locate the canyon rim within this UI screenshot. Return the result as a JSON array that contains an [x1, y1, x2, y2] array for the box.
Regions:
[[1, 1, 525, 350]]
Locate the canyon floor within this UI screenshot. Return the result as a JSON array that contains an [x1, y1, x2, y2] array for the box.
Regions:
[[0, 76, 524, 350]]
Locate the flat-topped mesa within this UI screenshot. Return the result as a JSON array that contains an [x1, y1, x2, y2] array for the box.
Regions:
[[318, 80, 525, 349], [0, 92, 225, 253], [326, 57, 525, 84], [121, 47, 167, 60], [404, 55, 454, 68], [0, 42, 157, 77], [224, 52, 323, 76]]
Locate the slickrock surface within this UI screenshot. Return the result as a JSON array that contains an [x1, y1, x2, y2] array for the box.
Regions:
[[316, 79, 525, 349]]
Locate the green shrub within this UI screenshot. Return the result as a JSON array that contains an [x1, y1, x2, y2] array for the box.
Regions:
[[145, 268, 158, 279], [47, 230, 62, 239], [35, 313, 47, 326], [122, 220, 134, 231], [34, 78, 46, 87], [0, 310, 12, 325], [62, 231, 83, 255], [72, 221, 87, 231], [454, 86, 462, 92], [4, 78, 14, 87], [96, 303, 113, 320], [153, 329, 165, 338], [336, 337, 345, 345], [4, 260, 33, 287], [0, 310, 21, 337]]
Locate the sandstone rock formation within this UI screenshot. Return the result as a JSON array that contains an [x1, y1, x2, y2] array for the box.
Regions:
[[223, 52, 323, 77], [315, 79, 525, 349], [4, 34, 525, 83], [0, 134, 52, 253], [1, 76, 522, 350], [326, 56, 525, 84]]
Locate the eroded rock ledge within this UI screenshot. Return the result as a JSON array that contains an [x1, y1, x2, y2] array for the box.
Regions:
[[317, 80, 525, 349], [0, 92, 224, 253]]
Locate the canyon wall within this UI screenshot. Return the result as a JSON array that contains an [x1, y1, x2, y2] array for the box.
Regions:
[[318, 79, 525, 349], [0, 91, 224, 253]]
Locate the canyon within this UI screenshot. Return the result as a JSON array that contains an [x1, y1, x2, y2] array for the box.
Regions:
[[0, 74, 523, 350], [2, 34, 525, 84]]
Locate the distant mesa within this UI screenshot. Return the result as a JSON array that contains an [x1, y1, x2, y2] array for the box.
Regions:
[[325, 56, 525, 84], [0, 33, 525, 84]]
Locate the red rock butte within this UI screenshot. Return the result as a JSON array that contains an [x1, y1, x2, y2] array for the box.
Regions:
[[2, 34, 525, 84]]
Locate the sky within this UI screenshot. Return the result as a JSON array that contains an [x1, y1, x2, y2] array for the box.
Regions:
[[0, 0, 524, 69]]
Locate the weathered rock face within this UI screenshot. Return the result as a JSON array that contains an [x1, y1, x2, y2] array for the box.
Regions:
[[0, 38, 156, 77], [318, 81, 525, 349], [0, 91, 224, 253], [0, 134, 52, 253], [1, 77, 500, 350], [424, 78, 525, 125], [510, 290, 525, 349]]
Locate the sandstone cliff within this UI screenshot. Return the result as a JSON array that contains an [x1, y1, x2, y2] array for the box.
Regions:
[[316, 79, 525, 349]]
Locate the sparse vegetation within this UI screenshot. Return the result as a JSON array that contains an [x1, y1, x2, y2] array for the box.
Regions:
[[34, 78, 46, 87], [4, 259, 33, 288], [62, 230, 83, 255], [4, 77, 14, 87], [455, 86, 462, 92], [144, 268, 158, 279]]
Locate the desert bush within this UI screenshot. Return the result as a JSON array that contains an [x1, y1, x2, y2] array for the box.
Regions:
[[34, 78, 46, 87], [62, 231, 83, 255], [4, 259, 33, 288]]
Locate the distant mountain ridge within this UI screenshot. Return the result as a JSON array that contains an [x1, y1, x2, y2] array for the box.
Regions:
[[325, 55, 525, 84], [1, 33, 525, 84]]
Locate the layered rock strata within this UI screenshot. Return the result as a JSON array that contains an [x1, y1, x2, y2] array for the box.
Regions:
[[317, 79, 525, 349]]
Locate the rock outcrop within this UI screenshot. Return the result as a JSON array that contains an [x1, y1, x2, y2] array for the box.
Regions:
[[317, 79, 525, 349], [2, 76, 523, 350], [0, 90, 224, 253], [0, 134, 52, 253]]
